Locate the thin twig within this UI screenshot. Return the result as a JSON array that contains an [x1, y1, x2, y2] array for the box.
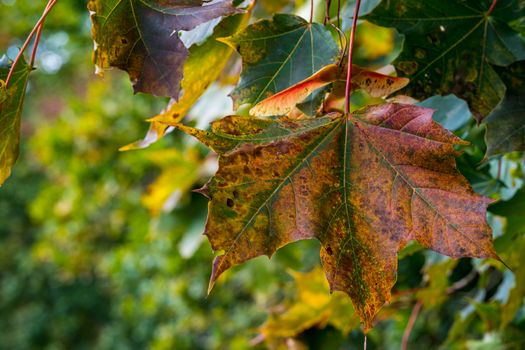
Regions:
[[310, 0, 314, 23], [344, 0, 361, 114], [30, 0, 54, 67], [364, 335, 367, 350], [331, 24, 347, 66], [325, 0, 332, 25], [487, 0, 498, 15], [446, 268, 478, 294], [30, 25, 44, 67], [401, 300, 422, 350], [5, 0, 57, 87]]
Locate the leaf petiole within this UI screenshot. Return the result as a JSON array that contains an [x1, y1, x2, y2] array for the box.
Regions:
[[344, 0, 361, 114], [487, 0, 498, 15], [5, 0, 57, 87]]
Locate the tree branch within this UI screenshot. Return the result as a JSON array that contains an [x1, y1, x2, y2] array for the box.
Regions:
[[401, 300, 422, 350]]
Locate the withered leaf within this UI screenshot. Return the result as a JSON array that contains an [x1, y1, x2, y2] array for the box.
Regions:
[[250, 63, 409, 117], [0, 56, 31, 186], [170, 103, 498, 330], [88, 0, 240, 98]]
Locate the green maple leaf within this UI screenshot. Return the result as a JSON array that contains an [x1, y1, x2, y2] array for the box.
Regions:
[[88, 0, 240, 98], [365, 0, 525, 119], [220, 14, 339, 108], [167, 103, 498, 330], [0, 56, 31, 186]]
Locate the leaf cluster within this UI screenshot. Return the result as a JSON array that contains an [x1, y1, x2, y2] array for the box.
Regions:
[[1, 0, 525, 344]]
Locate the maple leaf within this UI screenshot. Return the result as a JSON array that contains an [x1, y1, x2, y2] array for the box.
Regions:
[[250, 63, 409, 117], [365, 0, 525, 119], [0, 56, 31, 186], [167, 103, 498, 330], [120, 11, 250, 150], [220, 14, 339, 108], [87, 0, 240, 98]]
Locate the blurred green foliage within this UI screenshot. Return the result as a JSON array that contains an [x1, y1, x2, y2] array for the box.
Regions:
[[0, 0, 524, 349]]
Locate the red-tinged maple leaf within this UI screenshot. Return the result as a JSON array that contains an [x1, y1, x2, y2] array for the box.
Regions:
[[250, 63, 409, 117], [88, 0, 240, 98], [165, 103, 498, 331]]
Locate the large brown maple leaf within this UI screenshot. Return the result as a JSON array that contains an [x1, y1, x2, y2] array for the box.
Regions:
[[169, 103, 498, 330]]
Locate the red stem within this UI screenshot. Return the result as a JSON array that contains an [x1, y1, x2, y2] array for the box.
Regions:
[[401, 300, 423, 350], [487, 0, 498, 15], [30, 25, 44, 67], [5, 0, 57, 87], [344, 0, 361, 115], [30, 0, 54, 67]]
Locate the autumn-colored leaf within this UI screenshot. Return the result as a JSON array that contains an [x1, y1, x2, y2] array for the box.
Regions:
[[120, 118, 173, 151], [88, 0, 240, 98], [220, 14, 339, 109], [0, 56, 31, 186], [260, 267, 359, 343], [141, 147, 201, 216], [250, 63, 409, 117], [365, 0, 525, 119], [120, 11, 250, 150], [169, 103, 497, 330], [249, 64, 339, 117]]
